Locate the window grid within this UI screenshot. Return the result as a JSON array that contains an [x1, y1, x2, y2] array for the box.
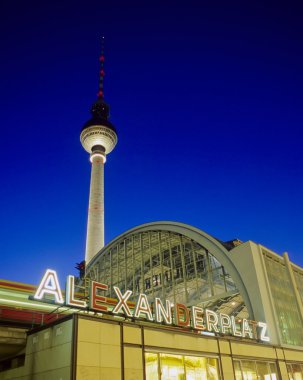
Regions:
[[263, 252, 303, 346], [233, 359, 279, 380], [145, 352, 221, 380], [86, 230, 244, 317], [287, 362, 303, 380]]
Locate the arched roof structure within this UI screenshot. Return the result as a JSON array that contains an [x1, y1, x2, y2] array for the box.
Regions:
[[86, 221, 254, 319]]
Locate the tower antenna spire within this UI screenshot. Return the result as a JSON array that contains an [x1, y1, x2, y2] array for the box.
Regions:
[[98, 36, 105, 99]]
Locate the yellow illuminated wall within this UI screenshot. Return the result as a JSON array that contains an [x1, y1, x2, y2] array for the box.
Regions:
[[75, 315, 303, 380], [1, 314, 303, 379], [76, 317, 122, 379]]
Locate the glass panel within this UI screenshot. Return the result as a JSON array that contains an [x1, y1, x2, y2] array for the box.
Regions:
[[207, 357, 220, 380], [234, 360, 243, 380], [241, 360, 257, 380], [146, 352, 220, 380], [234, 360, 282, 380], [256, 361, 271, 380], [86, 230, 243, 317], [160, 353, 185, 380], [233, 360, 279, 380], [183, 356, 220, 380], [184, 356, 207, 380], [269, 363, 278, 380], [294, 270, 303, 304], [291, 364, 303, 380], [287, 364, 293, 380], [145, 352, 159, 380], [263, 253, 303, 346]]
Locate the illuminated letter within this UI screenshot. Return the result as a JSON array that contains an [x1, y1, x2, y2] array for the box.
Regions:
[[250, 320, 258, 340], [90, 281, 108, 312], [220, 313, 231, 334], [242, 318, 253, 339], [191, 306, 205, 330], [175, 303, 190, 327], [258, 322, 270, 342], [65, 275, 87, 308], [205, 309, 219, 333], [155, 298, 172, 324], [34, 269, 63, 304], [134, 294, 153, 321], [231, 316, 243, 337], [112, 287, 132, 317]]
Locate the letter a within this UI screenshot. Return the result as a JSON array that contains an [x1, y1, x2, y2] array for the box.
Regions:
[[34, 269, 63, 304]]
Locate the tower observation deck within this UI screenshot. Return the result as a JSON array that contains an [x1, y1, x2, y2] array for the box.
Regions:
[[80, 38, 118, 264]]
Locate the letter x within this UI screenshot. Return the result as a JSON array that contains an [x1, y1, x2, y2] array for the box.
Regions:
[[112, 287, 133, 317]]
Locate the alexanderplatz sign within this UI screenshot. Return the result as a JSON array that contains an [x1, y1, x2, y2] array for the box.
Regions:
[[32, 269, 270, 343]]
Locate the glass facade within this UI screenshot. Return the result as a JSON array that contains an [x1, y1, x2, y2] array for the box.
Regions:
[[85, 230, 248, 318], [145, 352, 220, 379], [287, 363, 303, 380], [293, 267, 303, 304], [263, 252, 303, 346], [233, 359, 278, 380]]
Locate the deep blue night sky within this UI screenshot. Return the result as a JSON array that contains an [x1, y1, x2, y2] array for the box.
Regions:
[[1, 1, 303, 285]]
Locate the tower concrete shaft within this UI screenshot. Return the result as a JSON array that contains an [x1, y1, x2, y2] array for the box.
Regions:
[[85, 152, 105, 264]]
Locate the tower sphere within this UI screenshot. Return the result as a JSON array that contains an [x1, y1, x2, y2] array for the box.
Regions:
[[80, 98, 118, 154]]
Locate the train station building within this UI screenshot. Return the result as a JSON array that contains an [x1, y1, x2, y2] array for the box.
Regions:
[[1, 221, 303, 379]]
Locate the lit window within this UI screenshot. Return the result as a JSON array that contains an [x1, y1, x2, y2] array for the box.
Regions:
[[145, 352, 220, 379], [233, 359, 279, 380]]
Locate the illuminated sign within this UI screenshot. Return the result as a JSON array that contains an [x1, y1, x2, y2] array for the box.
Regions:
[[32, 269, 270, 342], [34, 269, 64, 304]]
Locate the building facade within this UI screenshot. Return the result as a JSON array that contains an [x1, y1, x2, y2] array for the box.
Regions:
[[2, 313, 303, 380], [85, 221, 303, 349], [1, 221, 303, 379]]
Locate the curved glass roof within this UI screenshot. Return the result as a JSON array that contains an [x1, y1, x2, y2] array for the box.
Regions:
[[85, 226, 249, 319]]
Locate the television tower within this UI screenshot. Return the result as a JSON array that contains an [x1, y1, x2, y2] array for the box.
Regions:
[[80, 38, 118, 265]]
